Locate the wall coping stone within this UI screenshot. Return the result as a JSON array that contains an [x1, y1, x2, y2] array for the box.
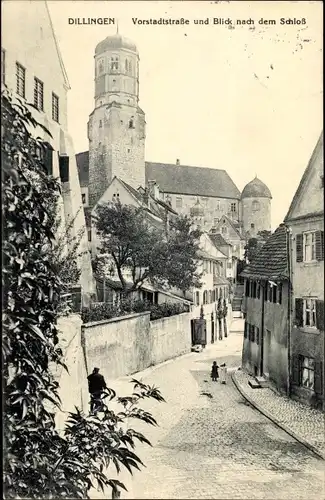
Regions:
[[82, 311, 150, 329], [150, 312, 190, 325]]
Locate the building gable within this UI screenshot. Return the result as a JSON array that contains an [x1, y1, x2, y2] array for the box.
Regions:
[[215, 215, 243, 241], [285, 132, 324, 222], [3, 1, 70, 90]]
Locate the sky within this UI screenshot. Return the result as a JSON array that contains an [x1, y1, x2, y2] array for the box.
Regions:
[[47, 0, 323, 229]]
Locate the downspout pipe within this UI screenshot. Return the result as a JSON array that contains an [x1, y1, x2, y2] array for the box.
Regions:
[[286, 225, 293, 397], [260, 280, 265, 377]]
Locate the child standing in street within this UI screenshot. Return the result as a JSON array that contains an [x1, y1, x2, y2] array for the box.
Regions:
[[219, 363, 227, 384], [211, 361, 219, 382]]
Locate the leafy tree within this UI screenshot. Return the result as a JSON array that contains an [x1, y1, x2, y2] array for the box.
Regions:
[[165, 215, 202, 294], [244, 237, 259, 263], [2, 90, 164, 499], [93, 201, 202, 295]]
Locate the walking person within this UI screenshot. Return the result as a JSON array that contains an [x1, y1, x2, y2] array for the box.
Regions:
[[87, 367, 107, 413], [219, 363, 227, 384], [211, 361, 219, 382]]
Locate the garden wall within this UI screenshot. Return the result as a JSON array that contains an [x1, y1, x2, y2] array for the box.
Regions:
[[52, 314, 89, 433], [81, 312, 191, 382]]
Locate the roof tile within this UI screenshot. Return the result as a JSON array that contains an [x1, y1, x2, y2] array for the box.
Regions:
[[240, 224, 289, 281]]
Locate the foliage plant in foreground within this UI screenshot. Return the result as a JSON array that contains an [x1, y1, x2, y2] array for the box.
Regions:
[[2, 89, 164, 499]]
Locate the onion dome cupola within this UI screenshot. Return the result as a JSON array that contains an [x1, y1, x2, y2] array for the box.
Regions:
[[190, 198, 204, 218], [241, 176, 272, 199], [95, 33, 138, 55]]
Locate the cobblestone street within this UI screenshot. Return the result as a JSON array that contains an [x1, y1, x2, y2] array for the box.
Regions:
[[120, 322, 325, 499]]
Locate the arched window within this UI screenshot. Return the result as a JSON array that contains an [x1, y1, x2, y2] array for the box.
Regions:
[[252, 200, 260, 212], [129, 60, 132, 74], [98, 60, 104, 74], [111, 56, 119, 71]]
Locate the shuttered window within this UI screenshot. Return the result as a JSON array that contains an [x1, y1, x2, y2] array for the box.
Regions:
[[314, 361, 324, 395], [316, 300, 324, 331], [1, 49, 5, 85], [315, 231, 324, 261], [59, 155, 69, 183], [43, 143, 53, 175], [303, 298, 317, 328], [295, 298, 303, 327], [255, 326, 259, 345]]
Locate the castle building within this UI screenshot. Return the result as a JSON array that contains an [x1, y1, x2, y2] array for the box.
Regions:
[[76, 32, 272, 249]]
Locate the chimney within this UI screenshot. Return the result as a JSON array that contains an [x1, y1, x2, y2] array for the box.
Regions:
[[176, 159, 180, 166]]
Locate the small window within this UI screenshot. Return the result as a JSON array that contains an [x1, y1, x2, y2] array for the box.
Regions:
[[252, 200, 260, 211], [227, 262, 232, 269], [98, 59, 104, 74], [129, 118, 134, 128], [88, 230, 92, 242], [99, 120, 102, 128], [16, 62, 26, 98], [125, 59, 128, 72], [59, 155, 69, 183], [1, 49, 5, 85], [272, 285, 277, 303], [201, 197, 208, 205], [52, 93, 59, 123], [129, 60, 132, 73], [230, 202, 236, 213], [303, 298, 317, 328], [176, 197, 182, 209], [278, 283, 282, 304], [251, 223, 255, 229], [255, 326, 260, 345], [34, 78, 44, 111], [300, 356, 315, 390], [213, 218, 219, 226], [221, 226, 227, 235], [195, 291, 200, 306], [127, 148, 131, 153], [82, 193, 86, 204]]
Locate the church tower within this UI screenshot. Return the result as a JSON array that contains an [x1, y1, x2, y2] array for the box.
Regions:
[[87, 32, 146, 207]]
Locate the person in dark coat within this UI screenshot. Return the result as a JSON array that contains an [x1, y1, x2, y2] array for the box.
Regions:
[[87, 368, 107, 411], [211, 361, 219, 382]]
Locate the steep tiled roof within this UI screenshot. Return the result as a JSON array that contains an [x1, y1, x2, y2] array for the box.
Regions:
[[213, 275, 229, 286], [209, 233, 231, 249], [75, 153, 240, 200], [145, 162, 240, 199], [75, 153, 241, 200], [240, 224, 289, 281]]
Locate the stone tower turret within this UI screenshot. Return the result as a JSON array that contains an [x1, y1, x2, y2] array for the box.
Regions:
[[241, 176, 272, 237], [88, 33, 146, 207]]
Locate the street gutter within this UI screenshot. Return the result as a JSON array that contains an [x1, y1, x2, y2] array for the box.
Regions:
[[231, 370, 325, 461]]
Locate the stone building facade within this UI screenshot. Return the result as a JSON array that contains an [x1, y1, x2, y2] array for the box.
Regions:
[[76, 32, 272, 246], [87, 34, 145, 207], [2, 0, 96, 305]]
